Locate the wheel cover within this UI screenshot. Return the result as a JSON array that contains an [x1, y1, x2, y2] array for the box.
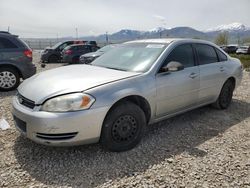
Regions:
[[0, 71, 17, 89], [111, 115, 138, 143]]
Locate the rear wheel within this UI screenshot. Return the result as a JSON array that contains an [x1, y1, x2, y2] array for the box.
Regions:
[[48, 55, 59, 63], [101, 102, 146, 152], [0, 67, 20, 91], [212, 79, 235, 109]]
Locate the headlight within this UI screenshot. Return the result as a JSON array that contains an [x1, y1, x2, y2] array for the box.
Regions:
[[41, 93, 95, 112]]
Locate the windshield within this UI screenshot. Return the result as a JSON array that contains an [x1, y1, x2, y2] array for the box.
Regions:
[[97, 45, 116, 53], [92, 43, 166, 72], [52, 42, 63, 49]]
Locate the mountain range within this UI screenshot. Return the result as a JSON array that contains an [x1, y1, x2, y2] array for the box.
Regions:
[[81, 23, 250, 44]]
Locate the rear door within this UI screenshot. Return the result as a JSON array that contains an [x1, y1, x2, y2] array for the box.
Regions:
[[194, 43, 225, 104], [155, 43, 200, 117]]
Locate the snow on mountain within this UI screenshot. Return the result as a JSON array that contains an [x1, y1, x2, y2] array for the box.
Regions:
[[149, 27, 166, 33], [206, 23, 249, 32]]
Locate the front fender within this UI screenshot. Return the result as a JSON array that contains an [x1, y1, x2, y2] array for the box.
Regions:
[[86, 74, 156, 118]]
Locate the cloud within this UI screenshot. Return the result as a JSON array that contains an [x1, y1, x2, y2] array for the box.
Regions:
[[153, 15, 167, 26], [153, 15, 166, 22]]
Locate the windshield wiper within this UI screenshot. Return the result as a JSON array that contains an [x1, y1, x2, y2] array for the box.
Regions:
[[104, 66, 127, 71]]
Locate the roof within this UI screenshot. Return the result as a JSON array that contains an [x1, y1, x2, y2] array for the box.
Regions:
[[125, 38, 214, 45], [69, 44, 92, 47]]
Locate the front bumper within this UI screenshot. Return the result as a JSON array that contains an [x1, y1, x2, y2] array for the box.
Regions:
[[12, 96, 109, 146], [41, 52, 50, 62]]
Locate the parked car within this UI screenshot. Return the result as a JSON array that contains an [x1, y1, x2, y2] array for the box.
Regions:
[[41, 40, 87, 63], [0, 31, 36, 91], [79, 44, 118, 64], [236, 46, 250, 55], [221, 45, 238, 54], [61, 44, 96, 64], [12, 39, 242, 151]]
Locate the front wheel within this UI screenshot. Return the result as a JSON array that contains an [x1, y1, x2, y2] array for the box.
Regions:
[[48, 55, 59, 63], [100, 102, 146, 152], [212, 79, 235, 109], [0, 67, 20, 91]]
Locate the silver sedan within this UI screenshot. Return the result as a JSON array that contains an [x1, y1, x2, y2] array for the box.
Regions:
[[12, 39, 243, 151]]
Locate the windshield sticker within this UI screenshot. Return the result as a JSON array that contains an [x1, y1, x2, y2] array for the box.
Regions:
[[146, 44, 165, 48]]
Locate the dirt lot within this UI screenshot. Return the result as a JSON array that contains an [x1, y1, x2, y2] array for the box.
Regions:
[[0, 51, 250, 188]]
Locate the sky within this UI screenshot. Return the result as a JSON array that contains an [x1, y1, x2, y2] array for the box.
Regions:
[[0, 0, 249, 38]]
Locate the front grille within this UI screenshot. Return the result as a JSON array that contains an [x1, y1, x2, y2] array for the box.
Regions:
[[36, 132, 78, 140], [13, 116, 27, 133], [17, 93, 35, 109]]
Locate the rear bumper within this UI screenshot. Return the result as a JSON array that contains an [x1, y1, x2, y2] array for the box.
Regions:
[[21, 63, 36, 79], [12, 96, 109, 146]]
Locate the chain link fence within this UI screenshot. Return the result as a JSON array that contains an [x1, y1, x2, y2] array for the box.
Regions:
[[23, 39, 110, 50], [23, 39, 59, 50]]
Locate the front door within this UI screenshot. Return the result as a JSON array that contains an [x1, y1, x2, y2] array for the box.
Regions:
[[156, 43, 200, 118]]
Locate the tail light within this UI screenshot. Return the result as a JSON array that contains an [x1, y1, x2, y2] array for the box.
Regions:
[[65, 50, 72, 55], [24, 49, 32, 58]]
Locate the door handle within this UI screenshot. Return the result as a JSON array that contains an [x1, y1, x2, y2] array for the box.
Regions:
[[189, 72, 198, 79], [220, 66, 225, 72]]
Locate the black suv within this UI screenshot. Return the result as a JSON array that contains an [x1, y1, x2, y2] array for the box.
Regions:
[[41, 40, 92, 63], [0, 32, 36, 91]]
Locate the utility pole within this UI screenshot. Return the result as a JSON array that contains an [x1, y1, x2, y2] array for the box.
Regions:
[[237, 33, 240, 45], [7, 26, 10, 32], [75, 28, 78, 39], [105, 32, 109, 44]]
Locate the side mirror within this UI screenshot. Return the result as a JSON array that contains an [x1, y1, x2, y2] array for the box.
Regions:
[[161, 61, 184, 72]]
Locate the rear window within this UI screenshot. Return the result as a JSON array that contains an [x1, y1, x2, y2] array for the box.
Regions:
[[18, 38, 31, 49], [0, 37, 18, 49], [195, 44, 218, 65]]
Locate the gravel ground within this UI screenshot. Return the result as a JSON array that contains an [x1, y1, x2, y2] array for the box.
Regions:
[[0, 51, 249, 188]]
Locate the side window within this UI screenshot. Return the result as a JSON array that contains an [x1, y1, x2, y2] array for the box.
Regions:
[[84, 46, 91, 52], [215, 48, 227, 62], [195, 44, 218, 65], [163, 44, 195, 68], [0, 37, 18, 49]]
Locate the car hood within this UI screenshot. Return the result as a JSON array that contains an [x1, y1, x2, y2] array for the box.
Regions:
[[18, 65, 140, 104]]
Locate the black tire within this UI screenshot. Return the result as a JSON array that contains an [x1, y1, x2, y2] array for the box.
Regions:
[[48, 55, 59, 63], [101, 102, 146, 152], [212, 79, 235, 109], [0, 67, 20, 91]]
